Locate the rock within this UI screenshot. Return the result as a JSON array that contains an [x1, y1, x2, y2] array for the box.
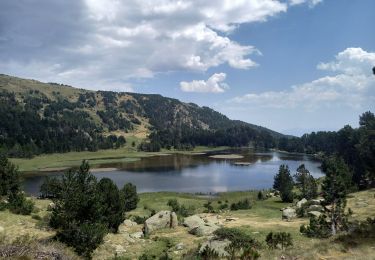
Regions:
[[123, 233, 135, 243], [47, 202, 56, 211], [282, 208, 296, 221], [176, 243, 184, 251], [123, 219, 138, 227], [296, 198, 308, 208], [130, 232, 143, 239], [114, 244, 126, 254], [0, 226, 4, 233], [189, 222, 219, 236], [144, 211, 178, 235], [183, 215, 205, 229], [307, 205, 324, 212], [199, 239, 231, 257], [308, 211, 322, 218], [310, 199, 324, 205]]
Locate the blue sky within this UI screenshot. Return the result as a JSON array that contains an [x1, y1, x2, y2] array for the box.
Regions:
[[0, 0, 374, 135]]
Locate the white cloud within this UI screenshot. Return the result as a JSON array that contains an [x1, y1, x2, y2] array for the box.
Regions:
[[0, 0, 287, 91], [230, 48, 375, 110], [289, 0, 323, 8], [180, 73, 228, 93]]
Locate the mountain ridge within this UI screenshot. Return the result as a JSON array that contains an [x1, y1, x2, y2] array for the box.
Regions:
[[0, 74, 286, 156]]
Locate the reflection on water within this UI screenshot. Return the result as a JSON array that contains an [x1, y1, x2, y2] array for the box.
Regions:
[[22, 149, 323, 195]]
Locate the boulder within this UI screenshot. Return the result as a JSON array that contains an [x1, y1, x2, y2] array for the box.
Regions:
[[183, 215, 205, 229], [130, 232, 143, 239], [308, 211, 322, 218], [310, 199, 324, 205], [123, 219, 138, 227], [296, 198, 308, 208], [307, 205, 324, 212], [199, 239, 230, 257], [47, 202, 56, 211], [282, 208, 296, 221], [189, 222, 219, 237], [176, 243, 184, 251], [144, 211, 178, 235]]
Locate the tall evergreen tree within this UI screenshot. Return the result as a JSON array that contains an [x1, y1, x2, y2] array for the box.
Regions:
[[294, 164, 318, 200], [273, 165, 294, 203], [121, 182, 140, 212], [321, 156, 350, 235]]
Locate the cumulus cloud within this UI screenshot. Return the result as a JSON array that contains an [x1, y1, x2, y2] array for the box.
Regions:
[[289, 0, 323, 7], [230, 48, 375, 110], [0, 0, 287, 91], [180, 73, 228, 93]]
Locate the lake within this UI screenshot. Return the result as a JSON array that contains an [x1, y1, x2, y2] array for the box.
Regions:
[[22, 149, 323, 195]]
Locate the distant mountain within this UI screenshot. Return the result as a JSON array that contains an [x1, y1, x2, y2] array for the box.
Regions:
[[0, 74, 285, 157]]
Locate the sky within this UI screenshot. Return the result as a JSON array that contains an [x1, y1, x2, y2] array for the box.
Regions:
[[0, 0, 374, 136]]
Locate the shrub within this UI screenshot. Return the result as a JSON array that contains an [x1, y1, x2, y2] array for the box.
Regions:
[[166, 199, 194, 217], [132, 215, 148, 225], [167, 199, 179, 212], [56, 222, 107, 259], [257, 191, 264, 200], [230, 198, 252, 211], [214, 228, 260, 259], [265, 232, 293, 250], [241, 245, 261, 260], [219, 203, 228, 210], [203, 201, 214, 213], [8, 192, 34, 215], [300, 215, 331, 238], [199, 245, 219, 260], [40, 176, 62, 199], [121, 183, 139, 212]]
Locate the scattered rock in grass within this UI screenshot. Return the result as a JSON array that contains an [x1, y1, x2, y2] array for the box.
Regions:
[[130, 232, 143, 239], [183, 215, 205, 229], [308, 211, 322, 218], [282, 208, 296, 221], [123, 219, 138, 227], [176, 243, 184, 250], [296, 198, 308, 208], [307, 205, 324, 212], [144, 211, 178, 235], [47, 202, 55, 211], [189, 222, 219, 236], [199, 239, 230, 257]]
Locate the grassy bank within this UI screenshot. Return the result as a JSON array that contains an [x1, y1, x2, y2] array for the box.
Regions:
[[1, 189, 374, 259], [10, 141, 229, 172]]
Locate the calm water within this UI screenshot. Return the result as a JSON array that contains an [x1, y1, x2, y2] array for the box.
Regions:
[[22, 149, 323, 195]]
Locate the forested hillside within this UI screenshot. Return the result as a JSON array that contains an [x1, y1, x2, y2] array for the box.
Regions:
[[0, 74, 282, 157]]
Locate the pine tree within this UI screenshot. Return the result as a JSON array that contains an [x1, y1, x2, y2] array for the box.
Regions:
[[321, 156, 350, 235], [294, 164, 318, 200], [273, 165, 294, 202]]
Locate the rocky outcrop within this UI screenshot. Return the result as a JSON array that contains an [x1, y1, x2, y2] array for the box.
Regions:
[[296, 198, 308, 208], [183, 215, 205, 229], [308, 211, 322, 218], [123, 219, 138, 227], [199, 239, 230, 257], [282, 208, 296, 221], [144, 211, 178, 235], [189, 222, 219, 236]]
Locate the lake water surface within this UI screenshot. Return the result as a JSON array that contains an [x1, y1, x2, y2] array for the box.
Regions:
[[23, 149, 323, 195]]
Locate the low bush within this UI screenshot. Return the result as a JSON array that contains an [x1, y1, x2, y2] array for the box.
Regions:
[[8, 192, 34, 215], [300, 215, 331, 238], [265, 232, 293, 250], [230, 198, 252, 211]]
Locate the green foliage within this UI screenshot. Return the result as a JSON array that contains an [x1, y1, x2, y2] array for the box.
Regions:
[[47, 161, 139, 257], [56, 221, 107, 259], [273, 165, 294, 203], [300, 215, 331, 238], [321, 156, 351, 235], [97, 178, 125, 232], [257, 191, 264, 200], [166, 199, 193, 217], [214, 228, 260, 260], [199, 245, 219, 260], [294, 164, 318, 200], [40, 176, 62, 199], [203, 201, 214, 213], [240, 245, 261, 260], [8, 192, 34, 215], [0, 154, 20, 196], [265, 232, 293, 250], [230, 198, 252, 211], [121, 183, 139, 212]]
